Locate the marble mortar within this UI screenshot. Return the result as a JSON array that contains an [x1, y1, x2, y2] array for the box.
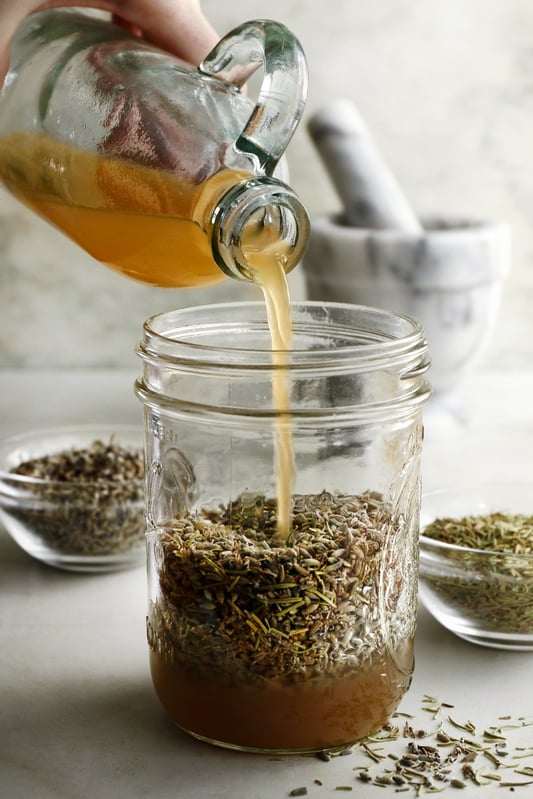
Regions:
[[302, 213, 511, 394]]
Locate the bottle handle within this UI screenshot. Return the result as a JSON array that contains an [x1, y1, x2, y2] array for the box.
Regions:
[[199, 20, 308, 176]]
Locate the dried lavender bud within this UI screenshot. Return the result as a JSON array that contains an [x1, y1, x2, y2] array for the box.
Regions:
[[392, 774, 406, 785]]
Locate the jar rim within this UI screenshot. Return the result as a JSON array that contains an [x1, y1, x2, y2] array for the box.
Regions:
[[138, 300, 429, 375]]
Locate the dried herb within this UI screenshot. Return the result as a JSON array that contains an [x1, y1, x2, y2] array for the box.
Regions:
[[422, 513, 533, 635], [424, 514, 532, 555], [347, 694, 533, 794], [147, 490, 413, 686], [3, 438, 144, 555]]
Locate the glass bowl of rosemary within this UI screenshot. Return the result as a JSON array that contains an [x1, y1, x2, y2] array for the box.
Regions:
[[419, 483, 533, 650], [0, 424, 146, 572]]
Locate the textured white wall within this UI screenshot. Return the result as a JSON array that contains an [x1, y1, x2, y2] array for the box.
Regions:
[[0, 0, 531, 369]]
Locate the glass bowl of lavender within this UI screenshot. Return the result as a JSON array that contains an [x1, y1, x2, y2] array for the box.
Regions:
[[419, 483, 533, 651], [0, 424, 145, 572]]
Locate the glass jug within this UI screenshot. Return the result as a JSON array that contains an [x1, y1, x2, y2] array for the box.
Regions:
[[136, 301, 431, 753], [0, 10, 309, 287]]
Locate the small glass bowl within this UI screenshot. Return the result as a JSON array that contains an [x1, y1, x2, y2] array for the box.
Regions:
[[419, 483, 533, 651], [0, 424, 145, 572]]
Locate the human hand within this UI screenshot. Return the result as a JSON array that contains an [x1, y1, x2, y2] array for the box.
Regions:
[[0, 0, 219, 84]]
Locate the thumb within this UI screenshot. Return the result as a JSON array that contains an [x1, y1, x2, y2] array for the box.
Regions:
[[115, 0, 220, 65]]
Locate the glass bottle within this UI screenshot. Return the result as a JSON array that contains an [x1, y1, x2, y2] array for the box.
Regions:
[[135, 301, 431, 753], [0, 10, 309, 287]]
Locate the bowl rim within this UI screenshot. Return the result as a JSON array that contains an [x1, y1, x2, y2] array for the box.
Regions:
[[419, 534, 533, 561], [0, 423, 144, 489], [420, 482, 533, 560]]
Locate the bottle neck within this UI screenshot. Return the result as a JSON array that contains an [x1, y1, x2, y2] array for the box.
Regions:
[[207, 177, 310, 282]]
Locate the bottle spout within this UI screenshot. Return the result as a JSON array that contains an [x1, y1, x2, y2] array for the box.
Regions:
[[209, 177, 310, 282]]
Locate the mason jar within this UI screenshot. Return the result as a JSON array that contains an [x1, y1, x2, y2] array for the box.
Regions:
[[135, 301, 431, 753]]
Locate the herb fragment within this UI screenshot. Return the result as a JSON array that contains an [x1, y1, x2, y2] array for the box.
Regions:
[[374, 776, 393, 785], [344, 696, 533, 795], [447, 717, 476, 735], [516, 767, 533, 777]]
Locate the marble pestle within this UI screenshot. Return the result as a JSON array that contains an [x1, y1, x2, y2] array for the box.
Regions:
[[308, 98, 422, 232]]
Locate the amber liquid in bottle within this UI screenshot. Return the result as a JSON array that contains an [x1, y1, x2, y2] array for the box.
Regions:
[[0, 131, 250, 287]]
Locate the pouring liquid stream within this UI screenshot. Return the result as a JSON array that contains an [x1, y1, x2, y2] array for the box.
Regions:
[[240, 223, 295, 540]]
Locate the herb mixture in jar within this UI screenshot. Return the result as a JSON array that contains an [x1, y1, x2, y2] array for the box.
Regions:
[[148, 490, 417, 752]]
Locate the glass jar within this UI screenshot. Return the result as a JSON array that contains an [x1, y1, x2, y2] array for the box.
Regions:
[[0, 11, 309, 286], [135, 301, 431, 753]]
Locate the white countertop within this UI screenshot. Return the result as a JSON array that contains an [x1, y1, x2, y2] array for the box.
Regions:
[[1, 369, 532, 798]]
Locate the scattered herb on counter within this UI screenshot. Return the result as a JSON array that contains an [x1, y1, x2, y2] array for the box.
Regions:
[[5, 438, 144, 555], [352, 695, 533, 793], [422, 513, 533, 635], [287, 695, 532, 796]]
